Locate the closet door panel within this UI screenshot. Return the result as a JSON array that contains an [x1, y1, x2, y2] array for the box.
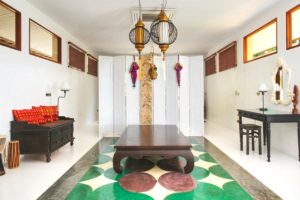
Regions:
[[125, 56, 140, 125], [153, 56, 166, 124], [113, 56, 126, 136], [190, 56, 204, 136], [178, 56, 190, 136], [165, 56, 179, 125], [99, 56, 114, 137]]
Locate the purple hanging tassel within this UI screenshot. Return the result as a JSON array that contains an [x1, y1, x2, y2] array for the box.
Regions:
[[175, 62, 183, 87], [130, 61, 139, 87]]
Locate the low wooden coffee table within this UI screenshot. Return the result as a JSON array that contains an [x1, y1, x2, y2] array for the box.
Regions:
[[113, 125, 194, 173]]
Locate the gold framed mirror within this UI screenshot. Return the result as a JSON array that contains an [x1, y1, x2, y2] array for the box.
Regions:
[[0, 1, 21, 50], [271, 58, 292, 105]]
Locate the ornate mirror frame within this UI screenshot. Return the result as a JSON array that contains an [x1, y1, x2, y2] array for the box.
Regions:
[[271, 58, 292, 105]]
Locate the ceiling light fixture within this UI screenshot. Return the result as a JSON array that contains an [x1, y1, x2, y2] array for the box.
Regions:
[[150, 0, 178, 61], [129, 0, 150, 59]]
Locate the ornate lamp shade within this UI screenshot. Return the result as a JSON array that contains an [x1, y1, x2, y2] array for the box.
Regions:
[[150, 10, 177, 60], [129, 17, 151, 58]]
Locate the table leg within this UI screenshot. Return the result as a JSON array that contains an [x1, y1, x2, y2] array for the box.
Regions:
[[298, 122, 300, 161], [246, 130, 249, 155], [113, 150, 127, 173], [266, 122, 271, 162], [0, 154, 5, 176], [179, 150, 194, 173], [263, 121, 266, 146], [239, 116, 243, 151]]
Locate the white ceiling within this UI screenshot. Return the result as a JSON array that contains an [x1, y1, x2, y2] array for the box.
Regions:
[[26, 0, 280, 56]]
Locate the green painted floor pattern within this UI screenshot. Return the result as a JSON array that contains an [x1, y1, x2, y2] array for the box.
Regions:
[[66, 139, 253, 200]]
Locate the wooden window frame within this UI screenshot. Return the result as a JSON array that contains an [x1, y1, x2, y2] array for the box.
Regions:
[[0, 1, 21, 51], [29, 19, 62, 64], [243, 18, 278, 64], [218, 41, 237, 72], [205, 54, 217, 76], [87, 54, 98, 76], [68, 42, 86, 72], [286, 4, 300, 50]]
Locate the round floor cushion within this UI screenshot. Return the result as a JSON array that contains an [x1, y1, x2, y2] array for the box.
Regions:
[[158, 172, 197, 192], [119, 172, 157, 192]]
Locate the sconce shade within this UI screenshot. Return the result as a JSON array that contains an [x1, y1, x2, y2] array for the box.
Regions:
[[60, 81, 70, 91], [258, 83, 268, 92]]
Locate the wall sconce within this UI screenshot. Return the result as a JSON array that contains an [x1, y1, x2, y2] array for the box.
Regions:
[[57, 82, 70, 108], [258, 83, 268, 111], [45, 85, 52, 97]]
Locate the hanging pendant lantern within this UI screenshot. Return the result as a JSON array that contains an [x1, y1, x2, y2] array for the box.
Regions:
[[150, 1, 177, 60], [129, 0, 150, 59]]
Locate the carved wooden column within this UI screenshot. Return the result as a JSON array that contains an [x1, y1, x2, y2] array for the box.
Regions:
[[140, 54, 153, 125]]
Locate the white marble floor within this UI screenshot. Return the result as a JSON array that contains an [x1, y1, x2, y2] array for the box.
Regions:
[[2, 122, 299, 200], [0, 126, 100, 200], [205, 121, 300, 200]]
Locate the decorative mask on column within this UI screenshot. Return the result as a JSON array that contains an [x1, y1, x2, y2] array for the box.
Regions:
[[129, 56, 139, 87], [149, 63, 158, 80], [174, 55, 182, 87], [149, 49, 157, 80]]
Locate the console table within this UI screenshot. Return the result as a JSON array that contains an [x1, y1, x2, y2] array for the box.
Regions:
[[113, 125, 194, 173], [238, 109, 300, 162]]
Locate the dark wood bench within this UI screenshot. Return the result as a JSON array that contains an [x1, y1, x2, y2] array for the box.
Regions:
[[10, 116, 75, 162]]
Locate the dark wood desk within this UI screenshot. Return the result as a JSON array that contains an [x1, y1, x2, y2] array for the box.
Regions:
[[238, 109, 300, 162], [113, 125, 194, 173]]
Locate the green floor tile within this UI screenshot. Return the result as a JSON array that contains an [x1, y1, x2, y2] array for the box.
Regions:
[[80, 167, 104, 182], [199, 153, 217, 163], [66, 140, 253, 200], [209, 165, 233, 180], [95, 155, 111, 164]]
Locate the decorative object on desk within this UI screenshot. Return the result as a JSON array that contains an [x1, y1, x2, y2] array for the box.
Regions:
[[129, 56, 139, 87], [258, 83, 268, 111], [57, 81, 70, 108], [174, 55, 183, 87], [271, 58, 292, 105], [7, 140, 20, 169], [292, 85, 299, 114]]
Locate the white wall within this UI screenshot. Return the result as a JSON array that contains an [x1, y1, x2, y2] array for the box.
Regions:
[[0, 0, 98, 138], [206, 0, 300, 157], [99, 55, 204, 137]]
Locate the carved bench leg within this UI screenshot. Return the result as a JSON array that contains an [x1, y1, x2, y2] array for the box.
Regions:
[[46, 153, 51, 162], [113, 151, 127, 173], [70, 137, 75, 146], [180, 150, 194, 173]]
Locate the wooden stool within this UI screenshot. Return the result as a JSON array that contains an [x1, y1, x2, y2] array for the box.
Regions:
[[239, 124, 262, 155], [0, 137, 6, 175], [8, 140, 20, 169]]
